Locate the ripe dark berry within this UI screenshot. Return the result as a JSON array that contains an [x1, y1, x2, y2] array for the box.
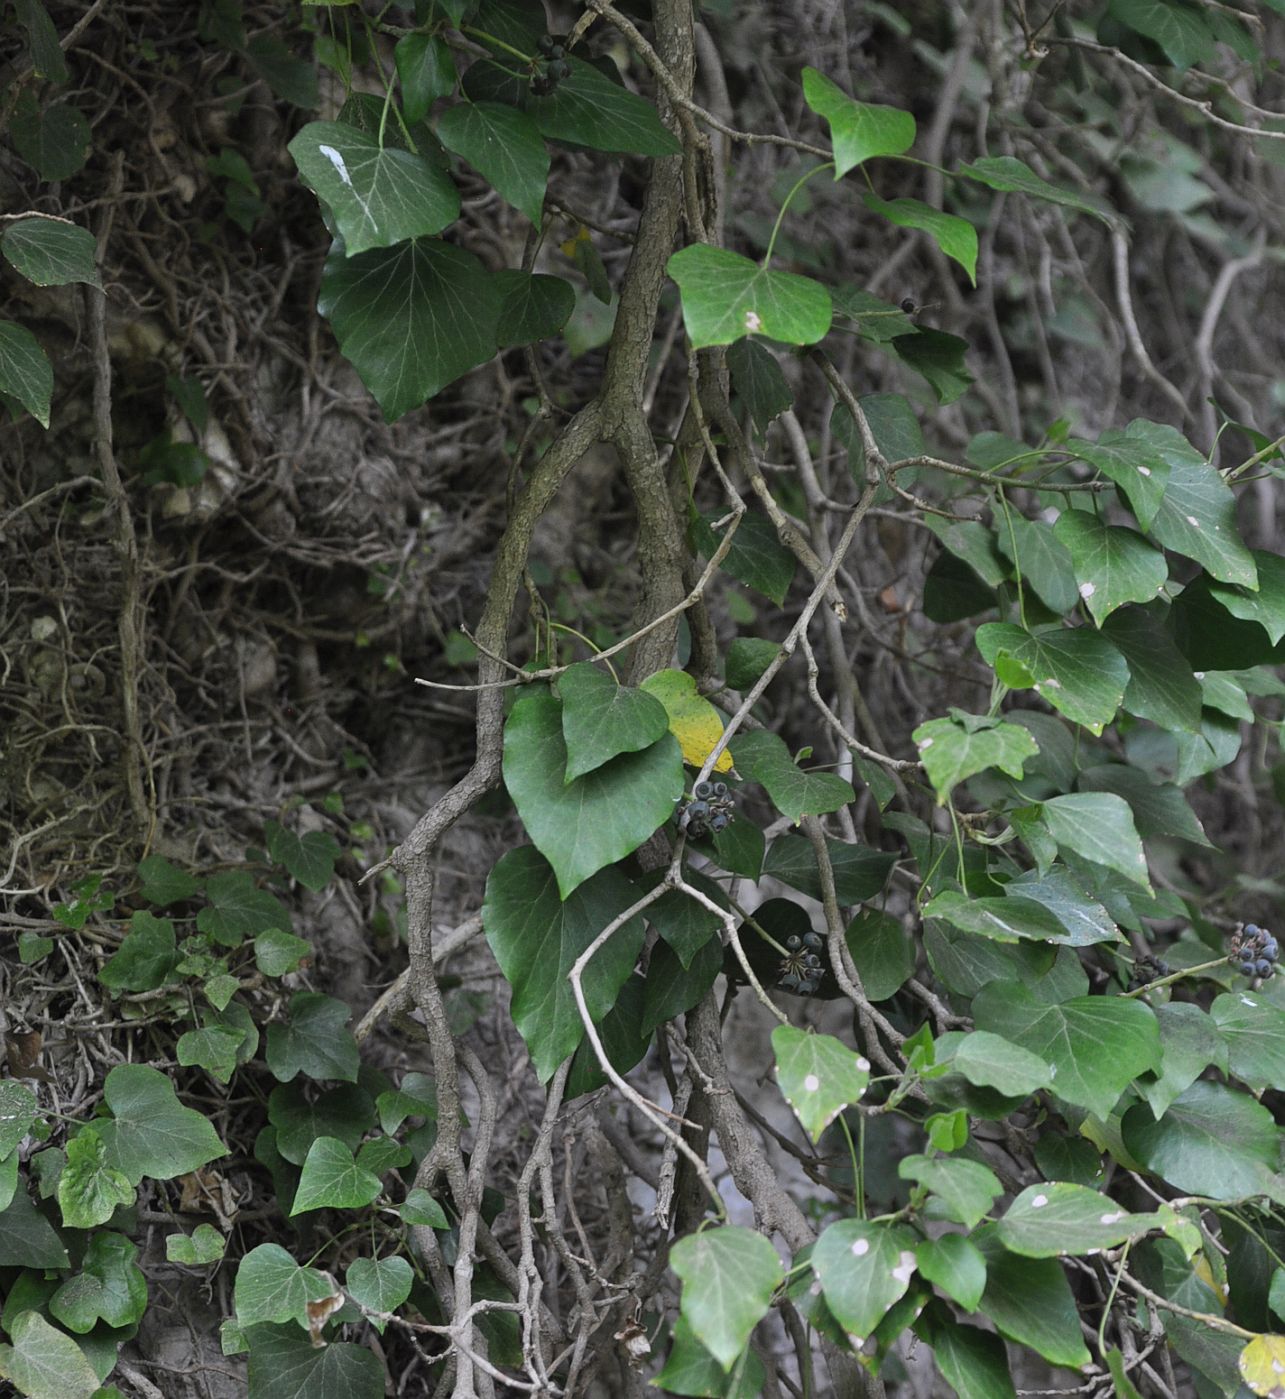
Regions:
[[710, 812, 729, 832], [804, 931, 822, 950], [548, 43, 565, 59], [900, 297, 916, 313], [1263, 936, 1278, 959], [779, 972, 801, 992], [694, 781, 713, 799], [786, 934, 802, 950], [538, 34, 556, 54], [713, 782, 728, 798], [1245, 924, 1260, 937], [1256, 958, 1273, 977], [548, 58, 570, 79]]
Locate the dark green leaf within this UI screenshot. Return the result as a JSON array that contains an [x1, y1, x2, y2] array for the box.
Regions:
[[494, 270, 575, 347], [10, 97, 90, 181], [291, 1137, 383, 1214], [1077, 764, 1211, 846], [914, 1302, 1016, 1399], [557, 662, 670, 783], [99, 910, 180, 992], [958, 154, 1114, 223], [731, 730, 854, 824], [244, 1323, 384, 1399], [891, 328, 972, 403], [0, 1083, 37, 1158], [899, 1154, 1001, 1229], [137, 855, 199, 907], [724, 637, 780, 692], [197, 871, 291, 947], [915, 1236, 987, 1311], [0, 1187, 70, 1269], [254, 928, 313, 977], [726, 339, 792, 435], [1109, 0, 1215, 66], [642, 936, 722, 1037], [437, 101, 548, 224], [763, 832, 893, 903], [1209, 991, 1285, 1096], [845, 909, 913, 1001], [0, 320, 53, 428], [564, 973, 649, 1097], [345, 1255, 413, 1316], [1064, 426, 1169, 531], [1041, 792, 1151, 890], [527, 56, 679, 156], [1102, 605, 1202, 732], [996, 516, 1079, 615], [395, 33, 456, 121], [14, 0, 69, 82], [1207, 551, 1285, 644], [483, 847, 647, 1081], [691, 508, 797, 606], [1054, 512, 1168, 624], [1, 218, 99, 289], [974, 1231, 1092, 1368], [265, 820, 340, 891], [265, 993, 360, 1084], [997, 1183, 1156, 1257], [48, 1233, 146, 1333], [1137, 1001, 1227, 1120], [654, 1315, 765, 1396], [924, 890, 1069, 943], [772, 1025, 870, 1141], [502, 691, 683, 897], [646, 873, 728, 967], [1005, 868, 1121, 946], [951, 1031, 1055, 1096], [0, 1311, 98, 1399], [318, 237, 501, 422]]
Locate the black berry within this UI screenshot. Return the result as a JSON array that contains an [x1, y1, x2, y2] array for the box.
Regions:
[[694, 781, 713, 799]]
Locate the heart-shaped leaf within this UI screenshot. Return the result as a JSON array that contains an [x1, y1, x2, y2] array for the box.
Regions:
[[437, 101, 548, 224], [558, 662, 670, 782], [668, 243, 832, 348], [731, 729, 854, 823], [802, 67, 915, 176], [772, 1025, 870, 1141]]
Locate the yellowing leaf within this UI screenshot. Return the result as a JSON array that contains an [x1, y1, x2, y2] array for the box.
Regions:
[[1238, 1334, 1285, 1397], [640, 669, 733, 773]]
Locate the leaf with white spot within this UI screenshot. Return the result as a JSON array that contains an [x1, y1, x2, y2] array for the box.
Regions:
[[975, 623, 1128, 735], [288, 122, 459, 255], [997, 1183, 1157, 1257], [812, 1220, 919, 1340], [670, 1226, 783, 1371], [1238, 1333, 1285, 1399], [1054, 512, 1169, 625], [771, 1025, 870, 1142], [667, 243, 832, 348]]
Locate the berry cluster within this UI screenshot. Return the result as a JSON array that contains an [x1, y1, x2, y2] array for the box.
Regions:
[[779, 930, 825, 995], [532, 36, 571, 95], [1230, 923, 1279, 981], [678, 780, 734, 840]]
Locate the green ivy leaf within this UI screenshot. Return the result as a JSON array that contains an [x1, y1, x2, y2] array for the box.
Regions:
[[913, 712, 1039, 803], [958, 155, 1115, 224], [166, 1224, 225, 1265], [526, 56, 680, 157], [1123, 1081, 1279, 1200], [0, 1311, 100, 1399], [771, 1025, 869, 1141], [1110, 0, 1214, 67], [254, 928, 313, 977], [265, 821, 340, 891], [846, 909, 914, 1000], [235, 1244, 338, 1327], [951, 1031, 1055, 1096], [14, 0, 69, 83], [291, 1137, 383, 1214], [177, 1024, 244, 1084], [398, 1188, 448, 1228], [565, 972, 649, 1097], [914, 1301, 1016, 1399], [1138, 435, 1258, 588], [1054, 512, 1169, 624], [974, 1231, 1092, 1369], [99, 910, 180, 992], [1207, 551, 1285, 644], [724, 637, 781, 692], [1004, 868, 1122, 946], [437, 101, 548, 224], [502, 690, 683, 897], [375, 1073, 436, 1135], [923, 890, 1069, 943], [726, 339, 792, 435], [0, 1187, 70, 1269], [1137, 1002, 1228, 1120], [0, 320, 53, 428], [10, 97, 90, 182], [345, 1255, 413, 1317], [731, 729, 854, 824], [56, 1130, 133, 1230], [318, 237, 501, 422], [95, 1065, 227, 1186], [0, 218, 100, 289], [197, 871, 291, 947], [48, 1233, 147, 1333], [975, 623, 1128, 734], [899, 1154, 1002, 1230], [653, 1315, 766, 1398], [136, 854, 199, 907], [1063, 427, 1170, 532], [670, 1226, 783, 1370], [641, 935, 722, 1037], [914, 1237, 988, 1312], [764, 833, 894, 903], [1040, 792, 1151, 891], [996, 516, 1078, 614], [973, 982, 1160, 1119], [690, 508, 798, 606], [494, 270, 575, 347], [395, 33, 456, 121], [355, 1137, 412, 1175], [265, 992, 360, 1084], [812, 1220, 918, 1340], [269, 1081, 374, 1169], [1210, 991, 1285, 1095], [892, 328, 973, 404], [0, 1083, 37, 1158], [557, 661, 670, 783], [667, 244, 832, 348], [864, 195, 976, 284], [802, 68, 915, 176], [483, 847, 647, 1081], [1102, 606, 1202, 733], [997, 1183, 1157, 1257], [288, 121, 459, 254], [1078, 764, 1211, 847], [244, 1323, 384, 1399]]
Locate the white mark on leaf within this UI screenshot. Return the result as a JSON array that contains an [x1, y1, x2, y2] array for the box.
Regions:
[[1031, 1193, 1049, 1209], [851, 1237, 870, 1258], [1099, 1211, 1124, 1225], [856, 1057, 870, 1073], [1137, 465, 1152, 477], [1079, 582, 1096, 599], [891, 1250, 916, 1286], [1186, 515, 1200, 527], [803, 1074, 821, 1093], [744, 309, 762, 332]]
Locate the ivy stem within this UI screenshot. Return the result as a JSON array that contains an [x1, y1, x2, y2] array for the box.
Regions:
[[1121, 956, 1234, 999], [763, 162, 833, 269], [547, 621, 618, 681]]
